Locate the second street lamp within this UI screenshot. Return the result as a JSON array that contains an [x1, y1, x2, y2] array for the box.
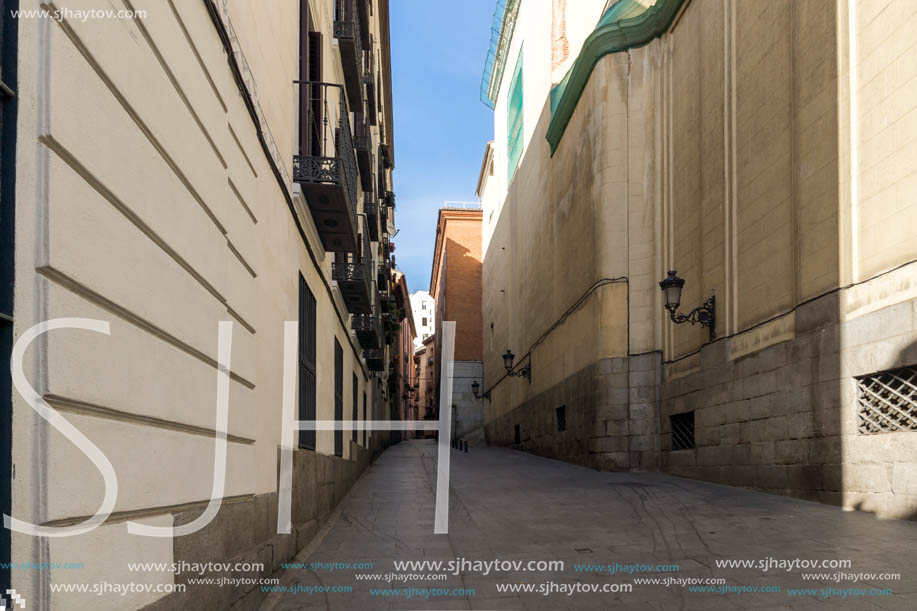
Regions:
[[502, 350, 531, 381], [658, 270, 716, 341]]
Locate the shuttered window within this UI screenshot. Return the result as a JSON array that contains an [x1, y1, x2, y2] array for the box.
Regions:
[[507, 50, 523, 182], [334, 339, 344, 456], [298, 274, 317, 450], [352, 373, 359, 443]]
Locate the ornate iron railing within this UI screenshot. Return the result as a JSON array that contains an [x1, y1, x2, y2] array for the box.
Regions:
[[292, 81, 358, 225]]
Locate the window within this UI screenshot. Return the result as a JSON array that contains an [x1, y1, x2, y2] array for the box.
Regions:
[[507, 49, 523, 181], [555, 406, 566, 432], [352, 373, 358, 444], [334, 339, 344, 456], [362, 391, 367, 446], [857, 366, 917, 434], [514, 424, 521, 445], [297, 275, 317, 450], [422, 317, 427, 326], [670, 412, 695, 450]]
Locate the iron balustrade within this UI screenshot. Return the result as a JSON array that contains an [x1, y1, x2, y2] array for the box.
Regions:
[[293, 81, 358, 252], [363, 348, 385, 371], [334, 0, 363, 106], [332, 230, 372, 313], [364, 197, 379, 242]]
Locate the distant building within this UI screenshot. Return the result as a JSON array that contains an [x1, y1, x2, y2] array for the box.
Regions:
[[415, 335, 437, 437], [410, 290, 435, 348], [390, 271, 417, 436], [429, 205, 485, 444]]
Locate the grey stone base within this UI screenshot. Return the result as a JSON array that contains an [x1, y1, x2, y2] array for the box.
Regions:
[[141, 442, 373, 610], [484, 353, 661, 471]]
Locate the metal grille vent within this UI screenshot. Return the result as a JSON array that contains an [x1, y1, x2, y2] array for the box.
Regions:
[[857, 366, 917, 435], [556, 406, 566, 432], [670, 411, 695, 450]]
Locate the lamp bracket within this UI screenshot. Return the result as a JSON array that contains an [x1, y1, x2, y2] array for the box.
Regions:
[[668, 295, 716, 341]]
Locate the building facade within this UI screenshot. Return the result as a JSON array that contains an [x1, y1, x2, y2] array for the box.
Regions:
[[415, 334, 436, 434], [410, 290, 435, 348], [5, 0, 399, 608], [479, 0, 917, 519], [430, 205, 485, 444], [390, 270, 417, 435]]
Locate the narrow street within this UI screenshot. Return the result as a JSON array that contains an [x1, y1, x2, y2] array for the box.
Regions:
[[261, 441, 917, 611]]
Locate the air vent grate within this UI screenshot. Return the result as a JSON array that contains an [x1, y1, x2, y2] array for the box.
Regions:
[[857, 366, 917, 435], [670, 411, 695, 450]]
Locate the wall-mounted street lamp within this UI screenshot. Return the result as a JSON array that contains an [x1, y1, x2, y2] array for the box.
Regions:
[[502, 350, 531, 381], [658, 270, 716, 341], [471, 380, 490, 400]]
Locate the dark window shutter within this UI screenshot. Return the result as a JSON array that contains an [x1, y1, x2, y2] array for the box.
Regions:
[[298, 274, 317, 450], [308, 31, 323, 155], [352, 373, 358, 443], [334, 339, 344, 456]]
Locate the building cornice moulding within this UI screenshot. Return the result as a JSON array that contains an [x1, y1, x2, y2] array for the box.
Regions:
[[545, 0, 686, 154]]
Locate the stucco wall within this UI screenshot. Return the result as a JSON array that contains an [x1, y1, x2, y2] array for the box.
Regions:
[[11, 0, 393, 608]]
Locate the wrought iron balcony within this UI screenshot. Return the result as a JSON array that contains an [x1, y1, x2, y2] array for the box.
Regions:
[[353, 113, 373, 192], [352, 312, 381, 349], [294, 81, 358, 253], [334, 0, 363, 107], [363, 44, 377, 125], [332, 231, 372, 313], [363, 348, 385, 371], [377, 257, 391, 285], [357, 0, 370, 41], [364, 197, 379, 242]]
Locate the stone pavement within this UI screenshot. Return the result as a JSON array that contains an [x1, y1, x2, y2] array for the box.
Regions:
[[260, 440, 917, 611]]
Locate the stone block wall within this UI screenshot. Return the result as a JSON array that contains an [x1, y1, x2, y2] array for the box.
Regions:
[[661, 282, 917, 519], [484, 355, 660, 471], [143, 443, 372, 610]]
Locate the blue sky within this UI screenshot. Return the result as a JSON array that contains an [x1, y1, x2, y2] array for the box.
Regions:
[[389, 0, 495, 295]]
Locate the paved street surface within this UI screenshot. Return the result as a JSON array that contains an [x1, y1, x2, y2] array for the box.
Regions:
[[261, 440, 917, 610]]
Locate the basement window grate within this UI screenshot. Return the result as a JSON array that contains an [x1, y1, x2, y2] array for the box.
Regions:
[[514, 424, 520, 444], [670, 411, 695, 450], [556, 405, 566, 432], [857, 365, 917, 435]]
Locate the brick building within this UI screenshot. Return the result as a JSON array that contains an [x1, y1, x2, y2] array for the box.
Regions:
[[429, 205, 485, 443]]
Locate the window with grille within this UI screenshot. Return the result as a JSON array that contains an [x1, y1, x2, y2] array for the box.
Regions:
[[298, 275, 317, 450], [506, 49, 523, 182], [857, 366, 917, 435], [670, 411, 695, 450], [556, 405, 566, 432]]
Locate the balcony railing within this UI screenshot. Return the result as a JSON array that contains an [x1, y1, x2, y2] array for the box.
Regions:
[[332, 231, 372, 313], [334, 0, 363, 106], [363, 348, 385, 371], [294, 81, 358, 253], [363, 43, 377, 125], [353, 113, 373, 192], [377, 256, 391, 286], [357, 0, 370, 42], [352, 291, 382, 349], [364, 196, 379, 242]]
